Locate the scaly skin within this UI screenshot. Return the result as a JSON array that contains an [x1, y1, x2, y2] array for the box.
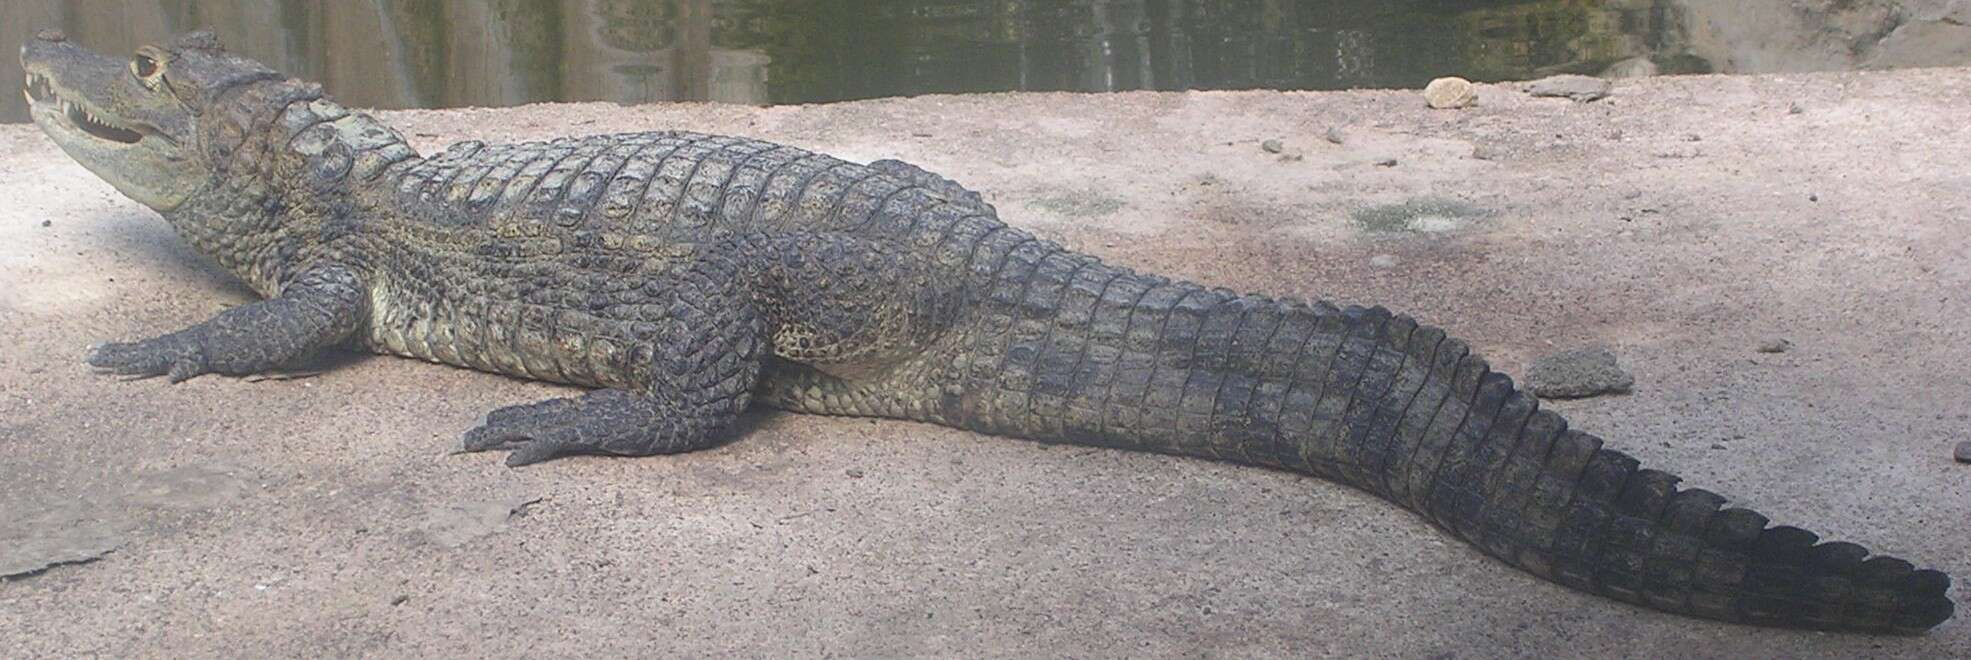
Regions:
[[20, 31, 1954, 634]]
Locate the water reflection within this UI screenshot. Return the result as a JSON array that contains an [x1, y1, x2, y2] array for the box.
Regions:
[[1, 0, 1952, 123]]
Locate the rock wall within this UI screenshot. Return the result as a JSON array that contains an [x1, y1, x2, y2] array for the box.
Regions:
[[1674, 0, 1971, 72]]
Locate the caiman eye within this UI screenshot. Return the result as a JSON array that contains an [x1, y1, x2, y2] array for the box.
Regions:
[[132, 54, 161, 80]]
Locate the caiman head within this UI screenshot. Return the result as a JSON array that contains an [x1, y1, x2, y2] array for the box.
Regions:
[[20, 29, 281, 211]]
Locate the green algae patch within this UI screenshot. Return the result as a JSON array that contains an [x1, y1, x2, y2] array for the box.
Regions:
[[1351, 197, 1489, 234]]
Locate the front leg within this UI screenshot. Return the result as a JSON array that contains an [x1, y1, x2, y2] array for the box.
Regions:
[[87, 263, 366, 382]]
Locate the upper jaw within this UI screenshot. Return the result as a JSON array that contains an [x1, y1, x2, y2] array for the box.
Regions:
[[22, 69, 149, 146], [20, 37, 153, 146]]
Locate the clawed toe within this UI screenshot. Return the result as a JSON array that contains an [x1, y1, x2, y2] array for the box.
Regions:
[[455, 389, 693, 467], [503, 440, 575, 467], [459, 423, 527, 453], [458, 400, 586, 466], [84, 336, 205, 381]]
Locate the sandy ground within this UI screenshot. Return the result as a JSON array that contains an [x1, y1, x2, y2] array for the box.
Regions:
[[2, 68, 1968, 658]]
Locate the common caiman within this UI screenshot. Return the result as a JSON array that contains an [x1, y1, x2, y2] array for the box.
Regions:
[[17, 30, 1954, 634]]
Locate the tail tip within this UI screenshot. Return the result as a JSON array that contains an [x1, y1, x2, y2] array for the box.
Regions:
[[1895, 569, 1955, 633], [1897, 594, 1954, 634]]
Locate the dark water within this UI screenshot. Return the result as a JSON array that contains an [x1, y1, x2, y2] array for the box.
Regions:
[[0, 0, 1884, 123]]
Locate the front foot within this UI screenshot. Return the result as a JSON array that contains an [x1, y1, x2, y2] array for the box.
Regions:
[[86, 332, 208, 382], [459, 389, 719, 467]]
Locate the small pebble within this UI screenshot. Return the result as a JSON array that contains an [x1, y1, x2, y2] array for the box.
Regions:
[[391, 594, 411, 606], [1955, 441, 1971, 464], [1756, 338, 1792, 354], [41, 220, 52, 227], [1471, 144, 1503, 161], [846, 468, 865, 479], [1260, 139, 1284, 154], [1788, 102, 1806, 115], [1324, 127, 1346, 145], [1808, 193, 1818, 202], [1374, 158, 1399, 167]]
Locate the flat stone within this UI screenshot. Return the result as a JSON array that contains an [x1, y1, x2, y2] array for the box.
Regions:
[[1, 506, 125, 578], [1526, 75, 1613, 102], [1526, 345, 1635, 399], [1955, 441, 1971, 463]]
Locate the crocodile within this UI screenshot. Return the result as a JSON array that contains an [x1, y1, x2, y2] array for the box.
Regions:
[[19, 30, 1955, 634]]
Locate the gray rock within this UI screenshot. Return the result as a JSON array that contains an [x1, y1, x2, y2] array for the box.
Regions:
[[1324, 126, 1346, 145], [1526, 75, 1613, 103], [1526, 345, 1635, 399], [1955, 441, 1971, 464], [1471, 144, 1504, 161], [1756, 338, 1792, 354], [1260, 139, 1284, 154]]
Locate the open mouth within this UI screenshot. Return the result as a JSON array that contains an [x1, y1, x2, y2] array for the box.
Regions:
[[23, 71, 146, 144]]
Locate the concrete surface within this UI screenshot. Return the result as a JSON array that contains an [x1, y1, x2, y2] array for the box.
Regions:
[[2, 67, 1968, 658]]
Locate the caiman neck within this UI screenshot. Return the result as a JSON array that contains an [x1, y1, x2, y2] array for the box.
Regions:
[[165, 81, 422, 296]]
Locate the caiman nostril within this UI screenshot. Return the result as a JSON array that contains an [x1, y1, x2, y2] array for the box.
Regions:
[[35, 28, 66, 42]]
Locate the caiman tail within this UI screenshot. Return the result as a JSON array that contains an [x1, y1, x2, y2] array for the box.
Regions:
[[931, 259, 1953, 634]]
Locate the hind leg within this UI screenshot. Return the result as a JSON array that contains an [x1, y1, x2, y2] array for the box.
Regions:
[[457, 231, 952, 466], [458, 241, 768, 466]]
